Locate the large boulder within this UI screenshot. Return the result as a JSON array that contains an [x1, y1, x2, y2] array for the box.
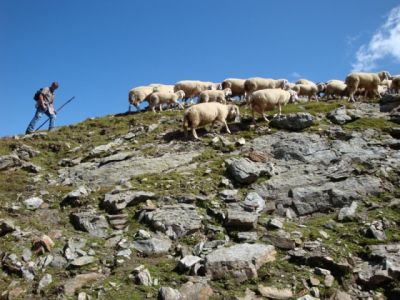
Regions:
[[205, 243, 276, 282], [225, 157, 275, 185], [269, 112, 314, 131], [70, 210, 109, 238], [142, 204, 202, 239]]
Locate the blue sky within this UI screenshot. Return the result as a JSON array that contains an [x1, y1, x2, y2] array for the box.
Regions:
[[1, 0, 400, 137]]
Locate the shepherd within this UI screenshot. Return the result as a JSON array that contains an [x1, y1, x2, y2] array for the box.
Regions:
[[25, 81, 59, 134]]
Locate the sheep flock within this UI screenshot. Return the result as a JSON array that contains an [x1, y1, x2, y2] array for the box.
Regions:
[[128, 71, 399, 139]]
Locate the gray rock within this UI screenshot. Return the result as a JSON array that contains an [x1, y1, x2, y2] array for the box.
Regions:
[[178, 255, 202, 272], [143, 204, 202, 239], [21, 248, 32, 262], [70, 210, 109, 238], [262, 235, 295, 250], [205, 243, 276, 282], [225, 203, 258, 230], [131, 265, 152, 286], [132, 237, 172, 255], [288, 249, 352, 277], [59, 151, 199, 188], [258, 284, 293, 299], [237, 232, 258, 243], [380, 94, 400, 112], [158, 287, 181, 300], [103, 189, 156, 213], [179, 277, 213, 300], [338, 201, 358, 221], [367, 221, 387, 241], [269, 112, 314, 131], [267, 218, 284, 229], [327, 106, 353, 125], [70, 256, 95, 267], [219, 189, 239, 202], [64, 273, 105, 297], [0, 154, 22, 171], [225, 157, 275, 185], [50, 255, 68, 268], [243, 192, 265, 213], [23, 197, 43, 210], [38, 273, 52, 291], [63, 186, 89, 206]]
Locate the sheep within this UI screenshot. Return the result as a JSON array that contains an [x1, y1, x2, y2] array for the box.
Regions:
[[174, 80, 220, 104], [153, 84, 175, 94], [248, 88, 298, 123], [324, 80, 348, 100], [296, 79, 315, 86], [391, 76, 400, 94], [128, 86, 155, 112], [148, 90, 185, 113], [345, 71, 391, 102], [244, 77, 288, 99], [182, 102, 240, 139], [292, 83, 319, 101], [221, 78, 246, 100], [198, 88, 232, 104]]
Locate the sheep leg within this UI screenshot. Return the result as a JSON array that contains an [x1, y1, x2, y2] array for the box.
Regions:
[[223, 120, 231, 134], [159, 104, 163, 112], [192, 128, 199, 139], [263, 113, 269, 122], [128, 104, 132, 112]]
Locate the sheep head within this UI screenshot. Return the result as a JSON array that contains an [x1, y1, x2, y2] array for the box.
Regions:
[[224, 88, 232, 97], [227, 104, 240, 121], [288, 90, 299, 103], [176, 90, 185, 99]]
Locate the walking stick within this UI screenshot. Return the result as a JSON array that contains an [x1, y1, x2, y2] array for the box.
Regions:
[[35, 96, 76, 131]]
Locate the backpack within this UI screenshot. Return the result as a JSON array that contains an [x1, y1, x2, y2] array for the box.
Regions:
[[33, 88, 43, 101]]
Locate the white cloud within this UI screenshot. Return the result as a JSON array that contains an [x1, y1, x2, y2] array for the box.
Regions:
[[290, 72, 302, 79], [352, 5, 400, 72]]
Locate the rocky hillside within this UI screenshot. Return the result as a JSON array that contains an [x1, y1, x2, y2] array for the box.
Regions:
[[1, 96, 400, 300]]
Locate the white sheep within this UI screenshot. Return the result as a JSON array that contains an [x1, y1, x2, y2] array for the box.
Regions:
[[345, 71, 390, 102], [174, 80, 220, 103], [244, 77, 288, 99], [324, 80, 348, 100], [248, 88, 298, 123], [148, 90, 185, 113], [153, 84, 175, 94], [292, 83, 319, 101], [182, 102, 240, 139], [128, 86, 155, 112], [295, 79, 315, 85], [198, 88, 232, 104], [221, 78, 246, 100], [391, 76, 400, 94]]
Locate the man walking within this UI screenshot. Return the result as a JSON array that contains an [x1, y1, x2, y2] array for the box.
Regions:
[[26, 81, 59, 134]]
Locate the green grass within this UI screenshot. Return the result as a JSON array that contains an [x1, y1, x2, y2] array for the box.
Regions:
[[344, 117, 397, 132]]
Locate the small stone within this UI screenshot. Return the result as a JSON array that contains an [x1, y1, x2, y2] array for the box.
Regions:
[[267, 218, 283, 229], [23, 197, 43, 210], [319, 230, 329, 239], [32, 235, 54, 254], [70, 256, 95, 267], [158, 287, 181, 300], [324, 274, 334, 287], [236, 138, 246, 146], [309, 276, 320, 286], [178, 255, 202, 272], [314, 267, 331, 276], [338, 201, 358, 221], [258, 284, 293, 299], [38, 274, 52, 291], [132, 265, 153, 286]]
